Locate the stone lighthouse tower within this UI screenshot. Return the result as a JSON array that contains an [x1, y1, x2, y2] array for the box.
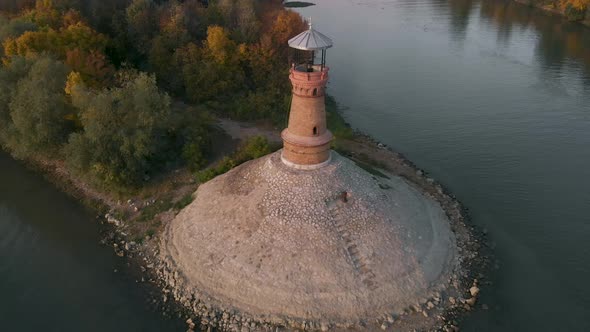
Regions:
[[162, 20, 460, 331], [281, 22, 334, 169]]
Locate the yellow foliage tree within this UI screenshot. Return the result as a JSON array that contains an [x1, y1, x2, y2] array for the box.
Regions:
[[65, 71, 81, 95], [24, 0, 62, 29], [2, 22, 108, 60], [205, 25, 235, 64], [560, 0, 589, 10], [270, 10, 306, 50]]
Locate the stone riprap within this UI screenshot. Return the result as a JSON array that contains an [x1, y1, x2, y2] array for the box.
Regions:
[[161, 150, 457, 326]]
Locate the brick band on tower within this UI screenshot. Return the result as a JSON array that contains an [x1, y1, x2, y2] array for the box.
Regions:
[[281, 22, 334, 169]]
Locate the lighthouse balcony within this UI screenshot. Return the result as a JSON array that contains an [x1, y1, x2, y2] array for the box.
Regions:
[[291, 65, 329, 81], [290, 66, 329, 97], [293, 64, 329, 73]]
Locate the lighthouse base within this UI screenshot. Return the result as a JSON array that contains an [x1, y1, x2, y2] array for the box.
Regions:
[[281, 149, 332, 170], [280, 129, 333, 166], [161, 151, 458, 327], [281, 140, 332, 168]]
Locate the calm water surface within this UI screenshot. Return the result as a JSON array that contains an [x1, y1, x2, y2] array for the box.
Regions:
[[296, 0, 590, 331], [0, 154, 183, 331], [2, 1, 589, 331]]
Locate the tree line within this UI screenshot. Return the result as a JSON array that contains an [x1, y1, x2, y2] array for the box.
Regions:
[[0, 0, 306, 188]]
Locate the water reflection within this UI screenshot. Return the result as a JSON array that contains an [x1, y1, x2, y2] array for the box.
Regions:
[[448, 0, 476, 42], [294, 1, 590, 331], [477, 0, 590, 78], [0, 153, 183, 332]]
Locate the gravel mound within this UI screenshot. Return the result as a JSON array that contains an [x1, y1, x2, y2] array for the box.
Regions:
[[162, 151, 457, 323]]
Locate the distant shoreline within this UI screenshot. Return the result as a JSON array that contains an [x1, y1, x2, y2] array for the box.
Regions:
[[155, 123, 493, 331], [513, 0, 590, 27], [283, 1, 316, 9], [7, 111, 492, 330]]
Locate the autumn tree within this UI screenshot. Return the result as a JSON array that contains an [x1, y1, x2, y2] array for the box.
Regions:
[[61, 8, 84, 27], [147, 1, 191, 92], [2, 21, 108, 60], [269, 9, 306, 56], [181, 26, 246, 103], [0, 16, 37, 56], [65, 48, 113, 87], [23, 0, 62, 29], [564, 0, 589, 20]]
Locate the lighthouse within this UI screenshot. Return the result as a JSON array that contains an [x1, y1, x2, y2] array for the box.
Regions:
[[162, 21, 461, 331], [281, 22, 334, 169]]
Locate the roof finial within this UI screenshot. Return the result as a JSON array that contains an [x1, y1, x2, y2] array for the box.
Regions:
[[308, 17, 312, 29]]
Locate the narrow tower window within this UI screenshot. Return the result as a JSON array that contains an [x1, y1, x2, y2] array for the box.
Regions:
[[313, 88, 318, 96], [313, 127, 318, 136]]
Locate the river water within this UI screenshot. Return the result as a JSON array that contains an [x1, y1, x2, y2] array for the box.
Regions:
[[1, 1, 589, 331], [295, 0, 590, 331], [0, 154, 183, 331]]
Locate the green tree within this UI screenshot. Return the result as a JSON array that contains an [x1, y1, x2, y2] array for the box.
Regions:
[[181, 123, 211, 171], [0, 56, 31, 147], [0, 16, 37, 41], [6, 55, 70, 157], [147, 2, 192, 92], [0, 1, 36, 14], [0, 16, 37, 56], [65, 72, 172, 186], [126, 0, 156, 55], [235, 0, 259, 42]]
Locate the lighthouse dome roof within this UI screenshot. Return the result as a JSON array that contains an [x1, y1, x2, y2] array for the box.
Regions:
[[288, 23, 333, 51]]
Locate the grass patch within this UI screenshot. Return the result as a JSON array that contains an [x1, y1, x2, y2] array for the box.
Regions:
[[132, 235, 145, 244], [352, 159, 390, 179], [137, 198, 173, 223], [326, 95, 354, 139], [173, 193, 194, 210], [196, 136, 279, 183], [146, 229, 156, 238]]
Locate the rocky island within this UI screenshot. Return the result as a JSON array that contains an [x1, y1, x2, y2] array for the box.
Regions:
[[0, 2, 493, 331], [155, 24, 487, 332]]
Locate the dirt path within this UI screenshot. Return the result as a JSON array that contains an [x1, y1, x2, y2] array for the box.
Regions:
[[216, 118, 282, 143]]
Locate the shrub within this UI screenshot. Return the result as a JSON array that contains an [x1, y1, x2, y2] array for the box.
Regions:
[[234, 135, 272, 162], [565, 3, 587, 21], [326, 100, 353, 140], [182, 125, 211, 171], [65, 72, 172, 187], [4, 55, 71, 158], [173, 193, 194, 210], [196, 135, 273, 183]]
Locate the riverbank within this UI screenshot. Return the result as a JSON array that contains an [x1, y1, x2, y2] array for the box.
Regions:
[[155, 128, 492, 331], [513, 0, 590, 27], [8, 111, 491, 331]]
